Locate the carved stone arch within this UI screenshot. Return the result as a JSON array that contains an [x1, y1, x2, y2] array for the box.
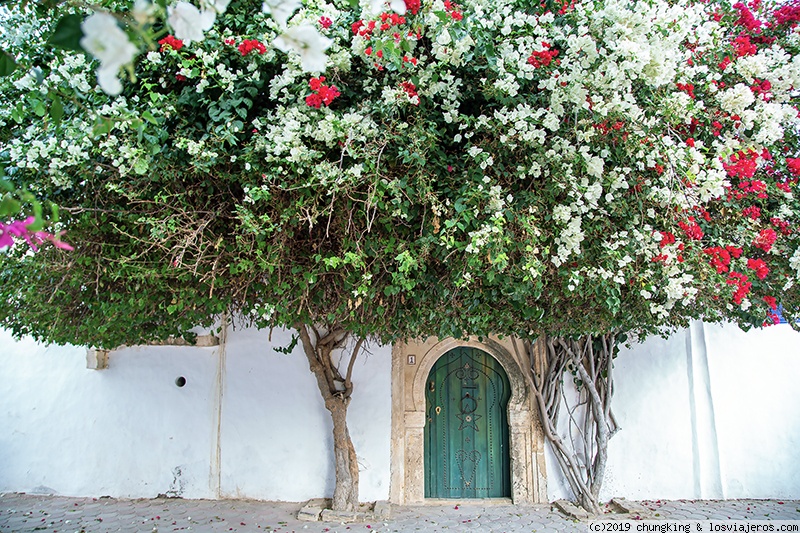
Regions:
[[389, 336, 548, 504], [410, 337, 529, 414]]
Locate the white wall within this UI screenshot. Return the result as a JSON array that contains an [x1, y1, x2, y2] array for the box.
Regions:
[[3, 321, 799, 503], [545, 322, 800, 502], [705, 323, 800, 498], [218, 326, 392, 502], [0, 330, 219, 499], [0, 326, 392, 502]]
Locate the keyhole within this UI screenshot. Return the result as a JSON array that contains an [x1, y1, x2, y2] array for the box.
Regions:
[[435, 406, 441, 415]]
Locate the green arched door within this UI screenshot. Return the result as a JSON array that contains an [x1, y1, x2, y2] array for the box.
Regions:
[[424, 347, 511, 498]]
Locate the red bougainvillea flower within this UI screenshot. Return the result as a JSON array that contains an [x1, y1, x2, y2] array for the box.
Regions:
[[704, 246, 731, 273], [679, 217, 704, 240], [528, 42, 559, 68], [727, 271, 751, 304], [306, 76, 340, 108], [159, 35, 184, 52], [747, 257, 769, 279], [676, 82, 695, 99], [773, 2, 800, 28], [726, 245, 743, 259], [763, 295, 778, 311], [400, 81, 419, 104], [405, 0, 420, 14], [733, 34, 758, 56], [658, 231, 676, 248], [319, 16, 333, 29], [771, 217, 792, 235], [753, 228, 777, 252], [723, 150, 759, 179], [742, 205, 761, 219], [733, 2, 762, 32], [238, 39, 267, 56], [786, 158, 800, 176]]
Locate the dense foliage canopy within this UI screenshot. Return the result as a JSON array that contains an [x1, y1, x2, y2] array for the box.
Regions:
[[2, 0, 800, 348]]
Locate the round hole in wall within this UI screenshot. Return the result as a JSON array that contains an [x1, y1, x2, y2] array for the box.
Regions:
[[175, 376, 187, 387]]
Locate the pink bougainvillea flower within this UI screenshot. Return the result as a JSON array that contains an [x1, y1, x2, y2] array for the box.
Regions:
[[0, 217, 73, 252]]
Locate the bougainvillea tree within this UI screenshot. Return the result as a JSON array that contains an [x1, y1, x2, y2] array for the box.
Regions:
[[2, 0, 800, 513]]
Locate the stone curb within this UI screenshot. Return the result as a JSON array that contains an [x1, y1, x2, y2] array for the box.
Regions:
[[297, 499, 392, 523], [553, 497, 657, 521], [553, 499, 591, 520], [297, 498, 329, 521], [610, 497, 654, 518]]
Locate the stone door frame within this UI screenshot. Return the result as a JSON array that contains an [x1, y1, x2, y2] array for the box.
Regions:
[[389, 336, 548, 504]]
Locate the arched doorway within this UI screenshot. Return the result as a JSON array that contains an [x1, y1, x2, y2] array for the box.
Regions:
[[424, 347, 511, 498]]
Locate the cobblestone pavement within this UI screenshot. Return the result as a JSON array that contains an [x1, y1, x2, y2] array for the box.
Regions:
[[1, 494, 798, 533]]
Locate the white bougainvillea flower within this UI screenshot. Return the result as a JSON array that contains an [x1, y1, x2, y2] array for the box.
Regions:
[[167, 1, 216, 44], [132, 0, 157, 25], [262, 0, 302, 28], [201, 0, 231, 13], [273, 25, 332, 73], [369, 0, 406, 15], [584, 154, 604, 179], [80, 12, 138, 96]]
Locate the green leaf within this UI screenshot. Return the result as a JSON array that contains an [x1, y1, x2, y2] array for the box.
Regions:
[[10, 104, 22, 123], [26, 201, 45, 231], [49, 93, 64, 123], [142, 110, 158, 125], [0, 195, 21, 217], [133, 159, 149, 175], [93, 118, 113, 137], [33, 100, 46, 117], [49, 14, 85, 52], [0, 50, 17, 77]]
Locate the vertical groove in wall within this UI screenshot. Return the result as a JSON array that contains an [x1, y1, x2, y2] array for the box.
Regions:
[[685, 327, 701, 497], [389, 343, 405, 504], [211, 315, 229, 498], [687, 321, 723, 499]]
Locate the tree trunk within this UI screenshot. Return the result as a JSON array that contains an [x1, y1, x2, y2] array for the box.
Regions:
[[327, 396, 359, 511], [515, 333, 619, 516], [296, 324, 363, 512]]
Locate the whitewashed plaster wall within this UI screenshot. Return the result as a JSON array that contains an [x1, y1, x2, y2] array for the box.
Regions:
[[0, 326, 392, 502], [218, 326, 392, 502], [0, 330, 219, 499], [3, 322, 799, 503], [545, 322, 800, 502]]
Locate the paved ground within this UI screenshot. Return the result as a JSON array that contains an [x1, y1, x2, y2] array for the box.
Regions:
[[1, 493, 798, 533]]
